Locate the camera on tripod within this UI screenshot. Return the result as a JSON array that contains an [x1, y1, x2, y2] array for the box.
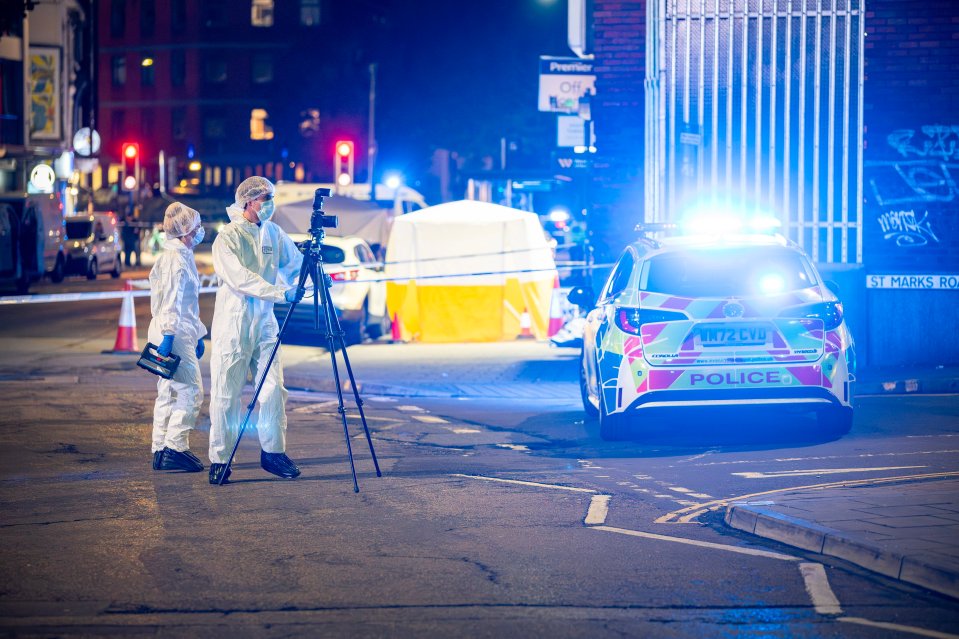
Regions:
[[311, 187, 338, 231]]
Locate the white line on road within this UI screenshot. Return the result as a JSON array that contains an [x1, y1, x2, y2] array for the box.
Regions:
[[799, 563, 842, 615], [839, 617, 959, 638], [732, 465, 925, 479], [450, 474, 597, 493], [593, 526, 799, 561], [584, 495, 611, 525]]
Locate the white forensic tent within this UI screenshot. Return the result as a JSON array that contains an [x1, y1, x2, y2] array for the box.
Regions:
[[384, 200, 558, 343], [272, 195, 394, 248]]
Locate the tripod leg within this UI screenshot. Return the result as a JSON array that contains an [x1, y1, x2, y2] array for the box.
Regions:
[[329, 324, 382, 477], [314, 259, 361, 493], [216, 261, 312, 485]]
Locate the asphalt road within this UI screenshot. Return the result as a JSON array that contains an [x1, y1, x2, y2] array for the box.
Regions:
[[1, 288, 957, 637]]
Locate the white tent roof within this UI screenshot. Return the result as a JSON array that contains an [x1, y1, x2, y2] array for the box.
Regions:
[[385, 200, 555, 286]]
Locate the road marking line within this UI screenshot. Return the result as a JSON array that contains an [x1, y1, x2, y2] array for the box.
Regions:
[[413, 415, 449, 424], [450, 474, 597, 493], [838, 617, 959, 639], [495, 443, 530, 452], [800, 563, 842, 615], [695, 450, 959, 467], [593, 526, 799, 561], [584, 495, 611, 525], [732, 465, 925, 479], [655, 471, 959, 524]]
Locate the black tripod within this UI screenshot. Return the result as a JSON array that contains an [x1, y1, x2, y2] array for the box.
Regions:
[[218, 188, 381, 491]]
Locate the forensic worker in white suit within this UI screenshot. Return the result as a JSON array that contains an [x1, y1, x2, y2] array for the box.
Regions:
[[208, 176, 305, 484], [148, 202, 207, 473]]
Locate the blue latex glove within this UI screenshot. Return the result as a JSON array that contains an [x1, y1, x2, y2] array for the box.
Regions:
[[158, 335, 175, 357], [285, 287, 304, 304], [195, 339, 205, 359]]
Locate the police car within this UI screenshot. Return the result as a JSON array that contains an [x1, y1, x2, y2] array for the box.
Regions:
[[570, 214, 856, 440]]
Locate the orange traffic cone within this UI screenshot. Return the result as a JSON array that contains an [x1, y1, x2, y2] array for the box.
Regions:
[[547, 275, 563, 337], [519, 309, 534, 339], [390, 312, 403, 343], [109, 280, 139, 353]]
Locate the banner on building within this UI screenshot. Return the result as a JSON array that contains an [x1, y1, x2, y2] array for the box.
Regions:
[[29, 46, 61, 141]]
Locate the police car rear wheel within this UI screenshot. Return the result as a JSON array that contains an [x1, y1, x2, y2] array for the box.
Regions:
[[86, 258, 98, 280], [598, 389, 627, 441], [580, 352, 598, 419], [817, 407, 853, 436]]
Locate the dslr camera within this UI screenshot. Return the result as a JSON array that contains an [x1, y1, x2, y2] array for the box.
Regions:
[[311, 187, 338, 230]]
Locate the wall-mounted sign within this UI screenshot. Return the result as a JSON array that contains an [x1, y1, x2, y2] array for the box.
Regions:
[[538, 56, 595, 114], [73, 127, 101, 156], [867, 274, 959, 289], [29, 164, 56, 192]]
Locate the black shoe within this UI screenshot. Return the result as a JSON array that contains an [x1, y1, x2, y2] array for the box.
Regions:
[[152, 450, 165, 470], [209, 463, 232, 485], [261, 451, 301, 479], [158, 447, 204, 472]]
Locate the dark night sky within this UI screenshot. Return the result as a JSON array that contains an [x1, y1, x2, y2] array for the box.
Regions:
[[362, 0, 570, 182]]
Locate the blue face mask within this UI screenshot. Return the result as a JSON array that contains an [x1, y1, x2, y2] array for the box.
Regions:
[[256, 200, 275, 222], [191, 226, 205, 246]]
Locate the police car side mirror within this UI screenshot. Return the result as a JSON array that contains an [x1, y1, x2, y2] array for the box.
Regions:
[[567, 286, 595, 308]]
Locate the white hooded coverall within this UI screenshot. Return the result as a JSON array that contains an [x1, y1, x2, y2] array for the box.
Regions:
[[148, 237, 207, 453], [208, 204, 303, 464]]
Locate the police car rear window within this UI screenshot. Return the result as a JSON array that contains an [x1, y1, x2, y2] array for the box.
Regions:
[[639, 247, 816, 297]]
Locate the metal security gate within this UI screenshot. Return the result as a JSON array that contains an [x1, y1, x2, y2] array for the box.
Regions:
[[645, 0, 864, 263]]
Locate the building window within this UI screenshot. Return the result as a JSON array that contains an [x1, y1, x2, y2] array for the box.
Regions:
[[110, 110, 125, 139], [141, 0, 155, 37], [110, 0, 126, 37], [300, 0, 321, 26], [172, 108, 187, 140], [205, 118, 226, 140], [171, 0, 186, 26], [171, 50, 186, 87], [111, 55, 126, 86], [250, 109, 274, 140], [251, 0, 274, 27], [202, 0, 225, 28], [251, 54, 273, 84], [140, 57, 155, 87], [204, 57, 228, 84]]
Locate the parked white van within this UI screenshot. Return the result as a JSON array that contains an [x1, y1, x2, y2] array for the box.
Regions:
[[64, 212, 122, 279]]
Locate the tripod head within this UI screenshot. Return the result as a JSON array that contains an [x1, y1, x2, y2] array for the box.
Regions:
[[309, 187, 338, 242]]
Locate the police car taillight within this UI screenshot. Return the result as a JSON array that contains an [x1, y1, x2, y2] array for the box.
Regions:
[[330, 269, 359, 282], [781, 301, 844, 331], [615, 307, 688, 335]]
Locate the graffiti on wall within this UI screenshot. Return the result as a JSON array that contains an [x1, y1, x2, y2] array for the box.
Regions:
[[865, 125, 958, 255], [887, 126, 959, 161], [876, 210, 939, 247]]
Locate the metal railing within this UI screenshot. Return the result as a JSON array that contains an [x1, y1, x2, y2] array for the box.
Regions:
[[646, 0, 864, 263]]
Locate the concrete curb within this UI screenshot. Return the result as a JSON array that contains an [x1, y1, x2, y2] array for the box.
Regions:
[[725, 505, 959, 601]]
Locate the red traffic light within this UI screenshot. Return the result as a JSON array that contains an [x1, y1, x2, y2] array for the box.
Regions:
[[336, 141, 353, 157], [122, 142, 139, 159]]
